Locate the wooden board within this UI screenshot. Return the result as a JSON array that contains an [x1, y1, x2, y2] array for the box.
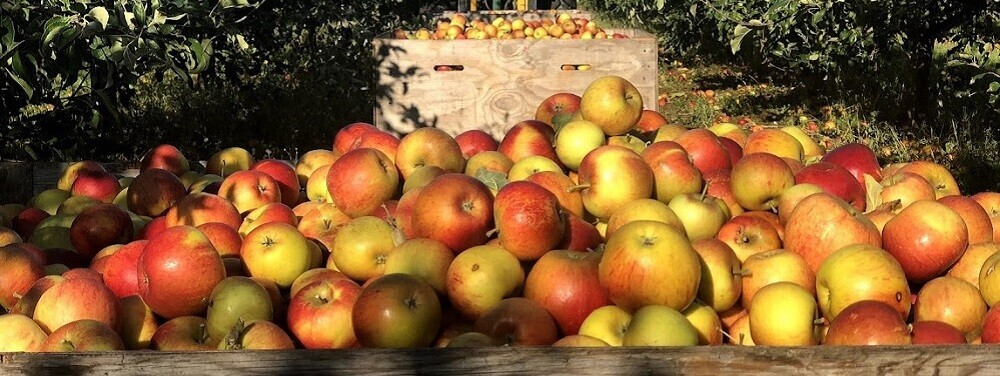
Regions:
[[2, 346, 998, 375], [373, 28, 658, 138]]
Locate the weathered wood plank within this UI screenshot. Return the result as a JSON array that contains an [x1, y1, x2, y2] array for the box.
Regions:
[[374, 29, 658, 138], [2, 346, 999, 376]]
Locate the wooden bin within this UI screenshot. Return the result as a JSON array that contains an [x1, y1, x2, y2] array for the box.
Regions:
[[373, 28, 658, 138]]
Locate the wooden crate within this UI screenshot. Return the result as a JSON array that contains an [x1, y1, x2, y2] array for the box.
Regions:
[[373, 28, 658, 138], [0, 346, 994, 375]]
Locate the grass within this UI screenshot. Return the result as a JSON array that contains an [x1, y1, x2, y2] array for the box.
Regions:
[[654, 60, 1000, 193]]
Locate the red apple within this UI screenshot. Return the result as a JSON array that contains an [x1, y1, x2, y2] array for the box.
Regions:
[[494, 181, 565, 261], [0, 245, 45, 311], [823, 300, 911, 345], [882, 200, 968, 283], [411, 174, 494, 253], [218, 170, 282, 214], [821, 143, 883, 189], [641, 141, 704, 203], [525, 171, 585, 219], [497, 120, 558, 165], [455, 130, 499, 159], [718, 137, 743, 167], [794, 162, 865, 211], [716, 214, 782, 262], [12, 207, 49, 239], [911, 320, 968, 344], [939, 195, 994, 245], [165, 192, 243, 229], [674, 129, 731, 176], [138, 225, 226, 319], [40, 319, 124, 351], [197, 222, 242, 258], [535, 92, 582, 126], [287, 277, 362, 349], [635, 110, 669, 133], [350, 130, 401, 166], [70, 168, 121, 203], [140, 144, 189, 176], [980, 305, 1000, 343], [251, 159, 301, 207], [973, 192, 1000, 242], [897, 161, 960, 198], [395, 127, 465, 179], [150, 316, 213, 350], [128, 168, 186, 217], [914, 276, 987, 339], [524, 250, 609, 335], [352, 273, 441, 348], [327, 147, 399, 218], [474, 297, 559, 346], [69, 203, 133, 259], [785, 193, 882, 272], [558, 213, 604, 252], [33, 277, 119, 333]]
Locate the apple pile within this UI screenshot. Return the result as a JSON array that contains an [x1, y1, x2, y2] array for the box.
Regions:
[[2, 75, 1000, 352], [393, 13, 627, 40]]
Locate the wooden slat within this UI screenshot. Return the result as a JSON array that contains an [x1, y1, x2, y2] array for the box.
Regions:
[[0, 162, 33, 205], [2, 346, 999, 375], [374, 28, 658, 139]]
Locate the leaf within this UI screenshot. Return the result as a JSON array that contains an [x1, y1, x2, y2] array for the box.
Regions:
[[689, 3, 698, 16], [862, 173, 882, 214], [235, 34, 249, 50], [730, 25, 752, 54], [220, 0, 251, 8], [42, 16, 69, 45], [88, 6, 109, 29], [6, 68, 33, 99], [475, 167, 509, 192], [656, 0, 664, 10], [989, 82, 1000, 93]]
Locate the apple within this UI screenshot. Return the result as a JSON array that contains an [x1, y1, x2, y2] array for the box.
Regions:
[[910, 320, 968, 344], [748, 281, 818, 346], [454, 129, 499, 159], [690, 239, 742, 312], [580, 76, 643, 136], [297, 202, 350, 251], [33, 277, 119, 334], [349, 130, 401, 166], [577, 145, 654, 220], [914, 276, 987, 340], [217, 320, 295, 350], [821, 143, 883, 189], [674, 129, 731, 176], [218, 169, 282, 214], [9, 275, 62, 317], [31, 188, 72, 216], [727, 314, 755, 345], [61, 267, 102, 282], [552, 335, 610, 347], [743, 129, 804, 161], [606, 198, 684, 238], [667, 192, 730, 241], [0, 245, 45, 311], [653, 124, 687, 143], [401, 165, 444, 194], [823, 300, 910, 345], [621, 305, 699, 346], [635, 110, 670, 133], [150, 316, 213, 350], [465, 151, 514, 177], [295, 149, 338, 186], [794, 162, 865, 211], [704, 169, 742, 217], [493, 181, 565, 261], [731, 153, 795, 211], [194, 222, 242, 259], [507, 155, 563, 182], [40, 319, 124, 351], [599, 220, 701, 312], [330, 216, 395, 282], [57, 195, 100, 216], [187, 174, 222, 194], [395, 127, 465, 179], [578, 305, 631, 346], [784, 193, 882, 272], [897, 161, 960, 198], [536, 93, 582, 126], [948, 242, 1000, 288], [287, 277, 361, 349], [877, 172, 936, 214], [334, 122, 377, 154], [816, 244, 911, 321], [29, 216, 74, 252], [607, 134, 647, 154], [251, 159, 301, 207], [241, 222, 313, 288], [206, 147, 253, 178], [165, 193, 242, 230], [446, 244, 524, 320], [979, 305, 1000, 343], [111, 295, 157, 350], [558, 212, 605, 252], [497, 120, 558, 165], [554, 120, 606, 171], [12, 207, 50, 239], [127, 168, 186, 217], [352, 273, 441, 348], [138, 225, 226, 319], [327, 147, 399, 218], [641, 141, 703, 203], [679, 300, 722, 345], [445, 332, 494, 348], [524, 249, 609, 335], [205, 276, 274, 345], [411, 174, 494, 253], [740, 248, 815, 309], [57, 161, 106, 191], [70, 168, 121, 203], [473, 297, 558, 346], [780, 126, 825, 157], [939, 195, 994, 245], [716, 214, 782, 263], [973, 192, 1000, 242], [0, 313, 48, 351], [525, 171, 585, 219], [97, 240, 145, 298], [69, 203, 132, 259], [238, 202, 298, 237], [383, 238, 454, 295], [882, 200, 968, 283], [306, 164, 334, 203]]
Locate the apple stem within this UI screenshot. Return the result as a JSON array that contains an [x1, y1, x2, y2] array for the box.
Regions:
[[699, 183, 709, 200], [733, 268, 751, 276], [718, 327, 737, 343], [486, 228, 498, 237], [567, 184, 590, 193], [813, 318, 826, 326], [767, 201, 778, 213]]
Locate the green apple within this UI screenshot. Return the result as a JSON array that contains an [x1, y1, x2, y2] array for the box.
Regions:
[[622, 305, 699, 346]]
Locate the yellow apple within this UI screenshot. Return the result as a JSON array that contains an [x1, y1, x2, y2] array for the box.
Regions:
[[578, 305, 632, 346]]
